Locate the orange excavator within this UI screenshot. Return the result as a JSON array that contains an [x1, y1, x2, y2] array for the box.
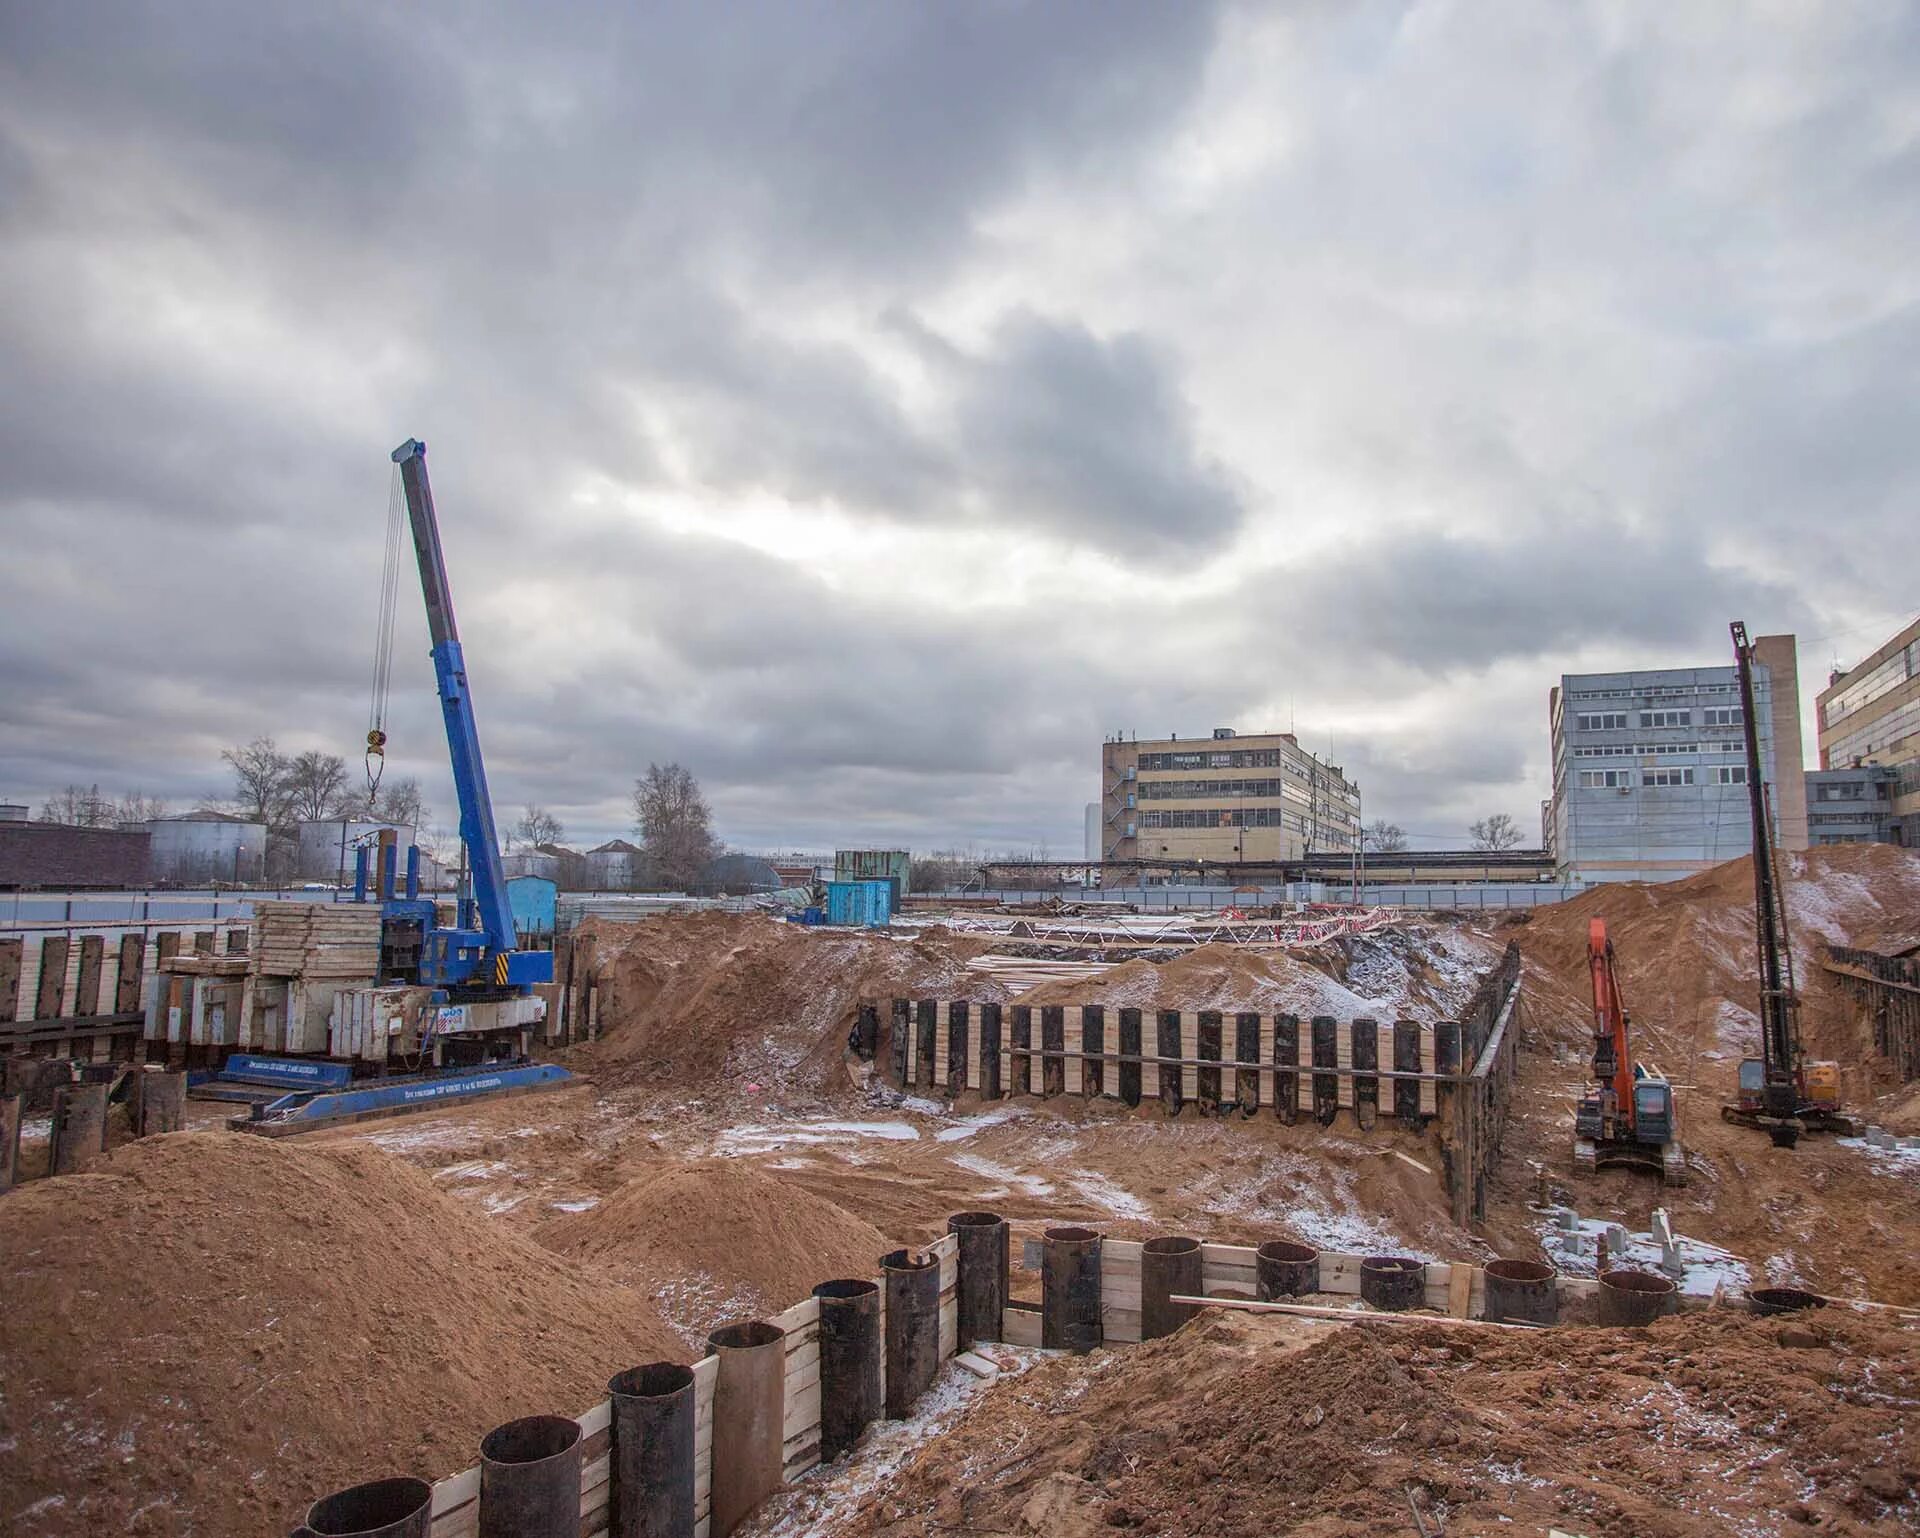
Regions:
[[1573, 917, 1686, 1186]]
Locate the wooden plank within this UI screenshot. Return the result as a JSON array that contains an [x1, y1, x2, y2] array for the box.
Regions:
[[1063, 1007, 1084, 1095], [1336, 1020, 1354, 1110], [35, 935, 69, 1020], [74, 935, 104, 1016], [934, 1012, 950, 1088], [0, 936, 22, 1023], [1318, 1251, 1363, 1295], [1420, 1025, 1437, 1115], [770, 1296, 820, 1335], [1447, 1265, 1475, 1318], [1002, 1303, 1043, 1348], [1170, 1295, 1543, 1330]]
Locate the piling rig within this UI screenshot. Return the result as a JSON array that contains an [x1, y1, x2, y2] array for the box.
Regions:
[[1718, 620, 1857, 1147]]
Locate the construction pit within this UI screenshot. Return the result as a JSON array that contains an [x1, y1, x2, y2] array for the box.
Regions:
[[4, 844, 1920, 1538]]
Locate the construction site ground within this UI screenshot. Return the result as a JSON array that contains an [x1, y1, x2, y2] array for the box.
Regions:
[[3, 844, 1918, 1536]]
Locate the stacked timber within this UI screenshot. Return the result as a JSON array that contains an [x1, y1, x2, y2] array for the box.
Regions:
[[963, 955, 1112, 994], [241, 903, 384, 1056], [249, 902, 382, 980]]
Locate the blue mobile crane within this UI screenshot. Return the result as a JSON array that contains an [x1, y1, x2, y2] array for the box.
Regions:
[[225, 440, 565, 1133], [374, 437, 552, 997]]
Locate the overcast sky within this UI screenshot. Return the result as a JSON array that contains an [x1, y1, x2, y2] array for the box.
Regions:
[[4, 2, 1916, 855]]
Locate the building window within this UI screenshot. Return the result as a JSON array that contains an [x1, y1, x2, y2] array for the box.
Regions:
[[1579, 769, 1633, 789], [1641, 768, 1695, 787], [1713, 765, 1748, 786], [1576, 712, 1629, 732], [1702, 707, 1743, 728], [1640, 709, 1689, 729]]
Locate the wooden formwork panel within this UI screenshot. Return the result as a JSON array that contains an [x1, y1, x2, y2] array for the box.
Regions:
[[35, 936, 68, 1020], [0, 936, 21, 1022]]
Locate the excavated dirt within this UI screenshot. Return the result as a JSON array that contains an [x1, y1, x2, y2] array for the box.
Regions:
[[9, 848, 1920, 1536], [1488, 843, 1920, 1304], [537, 1159, 894, 1348], [0, 1133, 680, 1538], [572, 913, 1008, 1104], [830, 1308, 1920, 1538]]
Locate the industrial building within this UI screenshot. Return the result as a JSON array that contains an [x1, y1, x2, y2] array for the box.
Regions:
[[1099, 728, 1361, 867], [142, 810, 267, 885], [1548, 635, 1807, 883], [0, 812, 151, 888], [585, 838, 644, 890], [297, 816, 419, 884], [1805, 765, 1901, 845], [1817, 615, 1920, 846]]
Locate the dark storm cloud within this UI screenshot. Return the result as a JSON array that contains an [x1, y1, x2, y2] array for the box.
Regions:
[[948, 313, 1245, 557], [1272, 520, 1810, 679], [2, 3, 1916, 852]]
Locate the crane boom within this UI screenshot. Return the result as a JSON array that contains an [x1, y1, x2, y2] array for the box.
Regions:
[[1730, 620, 1800, 1128], [390, 438, 541, 987]]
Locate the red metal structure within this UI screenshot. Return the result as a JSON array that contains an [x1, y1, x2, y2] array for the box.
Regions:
[[1574, 916, 1684, 1184]]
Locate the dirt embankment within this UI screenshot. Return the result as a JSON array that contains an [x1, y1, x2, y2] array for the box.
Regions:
[[538, 1159, 894, 1347], [573, 913, 1009, 1102], [1488, 843, 1920, 1303], [840, 1309, 1920, 1538], [0, 1134, 680, 1538]]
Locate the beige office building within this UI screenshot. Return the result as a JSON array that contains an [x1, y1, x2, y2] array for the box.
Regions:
[[1817, 615, 1920, 847], [1099, 728, 1360, 866]]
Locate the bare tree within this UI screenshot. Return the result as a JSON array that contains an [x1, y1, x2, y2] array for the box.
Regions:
[[37, 784, 116, 827], [221, 738, 292, 826], [632, 763, 716, 891], [373, 776, 429, 830], [1363, 819, 1408, 854], [514, 803, 564, 850], [284, 750, 350, 823], [1469, 813, 1523, 852], [115, 790, 168, 824], [910, 850, 977, 892]]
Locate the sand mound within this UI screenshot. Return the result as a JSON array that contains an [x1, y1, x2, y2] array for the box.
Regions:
[[844, 1309, 1919, 1537], [574, 913, 1008, 1101], [540, 1158, 893, 1347], [0, 1132, 677, 1538], [1512, 842, 1920, 1071]]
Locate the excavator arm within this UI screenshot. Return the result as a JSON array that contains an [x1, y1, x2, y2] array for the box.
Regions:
[[1587, 917, 1636, 1137]]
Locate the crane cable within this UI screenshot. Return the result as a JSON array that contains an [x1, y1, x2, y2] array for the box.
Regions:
[[365, 465, 406, 809]]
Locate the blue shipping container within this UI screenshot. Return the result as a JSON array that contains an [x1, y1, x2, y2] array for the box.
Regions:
[[825, 879, 894, 927], [507, 875, 558, 945]]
